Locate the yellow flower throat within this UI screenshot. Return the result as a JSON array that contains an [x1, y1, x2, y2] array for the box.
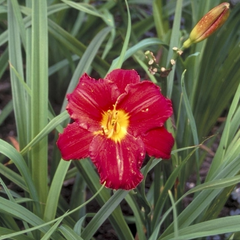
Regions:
[[100, 105, 129, 142]]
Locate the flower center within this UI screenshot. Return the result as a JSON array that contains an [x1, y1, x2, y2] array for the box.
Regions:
[[100, 105, 129, 142]]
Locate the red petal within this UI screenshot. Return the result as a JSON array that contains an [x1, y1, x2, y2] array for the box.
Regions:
[[67, 73, 119, 132], [56, 122, 93, 160], [89, 134, 145, 190], [117, 81, 173, 136], [105, 69, 140, 95], [141, 127, 174, 159]]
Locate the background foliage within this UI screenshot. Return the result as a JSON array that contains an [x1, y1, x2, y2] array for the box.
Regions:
[[0, 0, 240, 239]]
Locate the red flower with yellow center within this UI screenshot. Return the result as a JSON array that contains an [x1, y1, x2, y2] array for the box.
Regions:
[[57, 69, 174, 190]]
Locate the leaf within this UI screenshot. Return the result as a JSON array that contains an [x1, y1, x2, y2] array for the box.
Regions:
[[0, 140, 40, 214]]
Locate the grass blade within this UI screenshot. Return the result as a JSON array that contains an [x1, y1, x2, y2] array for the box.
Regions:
[[8, 0, 28, 148], [30, 0, 48, 214]]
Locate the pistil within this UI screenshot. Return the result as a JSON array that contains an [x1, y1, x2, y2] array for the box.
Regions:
[[99, 105, 129, 142]]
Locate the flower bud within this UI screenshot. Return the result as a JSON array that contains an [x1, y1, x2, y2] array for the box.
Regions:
[[183, 2, 230, 48]]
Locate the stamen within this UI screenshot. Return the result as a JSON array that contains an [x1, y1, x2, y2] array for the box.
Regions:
[[100, 105, 129, 142], [101, 126, 106, 135], [106, 110, 112, 129]]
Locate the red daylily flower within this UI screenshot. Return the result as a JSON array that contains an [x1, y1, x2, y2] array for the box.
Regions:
[[57, 69, 174, 190]]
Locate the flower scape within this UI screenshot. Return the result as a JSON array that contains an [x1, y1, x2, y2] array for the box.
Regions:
[[57, 69, 174, 190]]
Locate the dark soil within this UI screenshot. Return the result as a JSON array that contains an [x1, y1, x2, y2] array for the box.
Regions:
[[0, 74, 16, 142]]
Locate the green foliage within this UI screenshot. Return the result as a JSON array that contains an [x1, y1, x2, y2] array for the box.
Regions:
[[0, 0, 240, 239]]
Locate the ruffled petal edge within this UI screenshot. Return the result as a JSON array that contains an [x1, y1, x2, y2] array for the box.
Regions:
[[89, 133, 145, 190], [141, 127, 174, 159], [105, 69, 140, 95], [56, 122, 93, 160]]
